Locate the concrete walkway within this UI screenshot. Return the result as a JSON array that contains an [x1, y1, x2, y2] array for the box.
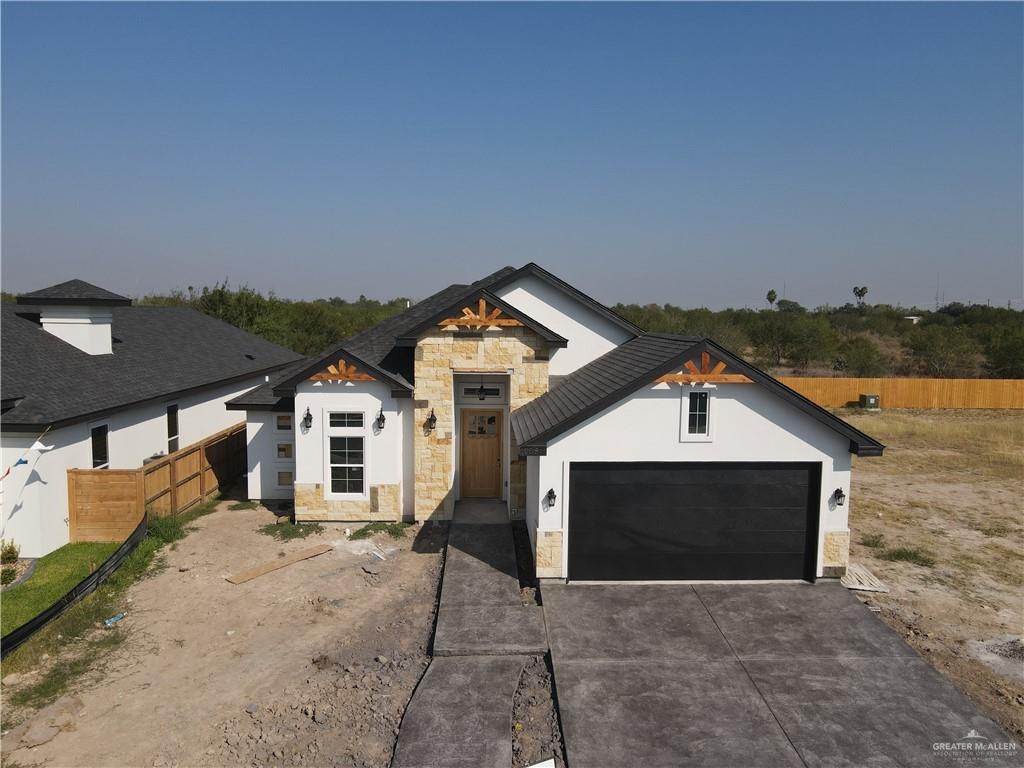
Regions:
[[544, 582, 1020, 768], [392, 501, 547, 768]]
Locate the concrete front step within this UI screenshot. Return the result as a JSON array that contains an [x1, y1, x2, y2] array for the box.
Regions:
[[433, 604, 547, 656]]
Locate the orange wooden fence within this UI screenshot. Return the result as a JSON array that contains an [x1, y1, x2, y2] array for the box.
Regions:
[[68, 423, 246, 543], [777, 377, 1024, 410]]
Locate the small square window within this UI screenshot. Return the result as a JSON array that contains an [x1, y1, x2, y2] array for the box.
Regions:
[[277, 470, 293, 487], [329, 412, 363, 428], [277, 443, 293, 459], [276, 414, 292, 430]]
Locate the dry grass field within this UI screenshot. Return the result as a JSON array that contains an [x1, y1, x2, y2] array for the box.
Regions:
[[845, 409, 1023, 739]]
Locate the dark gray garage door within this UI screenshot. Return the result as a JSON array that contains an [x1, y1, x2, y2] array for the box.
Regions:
[[568, 462, 821, 581]]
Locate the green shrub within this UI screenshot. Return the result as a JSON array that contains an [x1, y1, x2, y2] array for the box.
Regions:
[[348, 522, 411, 540], [860, 533, 885, 548], [1, 539, 21, 565], [879, 547, 935, 567], [1, 567, 16, 586], [258, 522, 323, 541]]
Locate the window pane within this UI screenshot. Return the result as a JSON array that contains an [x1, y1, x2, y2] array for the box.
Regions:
[[688, 392, 710, 435], [277, 471, 293, 486], [166, 405, 179, 438], [329, 436, 363, 465], [329, 412, 363, 428], [168, 437, 179, 453], [277, 443, 293, 459], [688, 413, 699, 433], [91, 425, 109, 468], [330, 466, 364, 494], [277, 414, 292, 430]]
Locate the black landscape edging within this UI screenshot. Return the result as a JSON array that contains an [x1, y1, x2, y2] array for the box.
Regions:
[[0, 515, 148, 659]]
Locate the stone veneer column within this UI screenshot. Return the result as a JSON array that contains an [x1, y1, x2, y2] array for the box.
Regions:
[[413, 327, 549, 521], [822, 530, 850, 577]]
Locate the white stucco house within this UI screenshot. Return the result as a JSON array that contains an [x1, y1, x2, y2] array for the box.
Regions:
[[1, 280, 303, 557], [230, 264, 884, 582]]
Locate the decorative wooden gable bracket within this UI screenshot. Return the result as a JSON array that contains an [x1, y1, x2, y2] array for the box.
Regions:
[[439, 298, 524, 330], [308, 358, 375, 382], [657, 351, 753, 384]]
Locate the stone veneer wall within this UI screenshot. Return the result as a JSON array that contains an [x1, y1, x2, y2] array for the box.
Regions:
[[294, 482, 402, 522], [535, 530, 563, 579], [413, 327, 549, 521], [822, 530, 850, 577]]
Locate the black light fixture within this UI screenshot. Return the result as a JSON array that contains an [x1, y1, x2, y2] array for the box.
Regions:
[[477, 375, 487, 401], [376, 408, 386, 431], [425, 408, 437, 431], [833, 487, 846, 506], [302, 407, 313, 430], [545, 488, 557, 507]]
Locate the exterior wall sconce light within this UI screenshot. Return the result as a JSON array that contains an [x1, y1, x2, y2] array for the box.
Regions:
[[376, 408, 386, 430], [302, 407, 313, 430], [833, 487, 846, 506], [546, 488, 557, 507], [425, 408, 437, 432], [477, 376, 487, 401]]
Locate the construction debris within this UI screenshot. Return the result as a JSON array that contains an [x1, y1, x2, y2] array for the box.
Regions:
[[842, 563, 889, 593], [225, 544, 333, 585]]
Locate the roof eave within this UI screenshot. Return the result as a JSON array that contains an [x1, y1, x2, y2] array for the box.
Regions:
[[272, 344, 413, 396]]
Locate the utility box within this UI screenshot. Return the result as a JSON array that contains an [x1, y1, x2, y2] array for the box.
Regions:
[[859, 393, 880, 410]]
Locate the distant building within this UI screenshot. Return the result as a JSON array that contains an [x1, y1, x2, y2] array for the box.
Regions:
[[903, 316, 923, 324]]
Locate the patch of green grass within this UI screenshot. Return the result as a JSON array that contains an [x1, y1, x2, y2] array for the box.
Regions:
[[258, 522, 324, 541], [879, 547, 936, 567], [228, 501, 259, 511], [348, 522, 411, 540], [0, 494, 221, 721], [1, 542, 119, 635], [860, 533, 885, 548]]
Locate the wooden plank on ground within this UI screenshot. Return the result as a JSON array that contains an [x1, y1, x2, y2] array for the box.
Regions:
[[841, 562, 889, 593], [225, 544, 333, 585]]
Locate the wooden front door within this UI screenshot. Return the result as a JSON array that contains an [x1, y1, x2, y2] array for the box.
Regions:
[[461, 409, 502, 498]]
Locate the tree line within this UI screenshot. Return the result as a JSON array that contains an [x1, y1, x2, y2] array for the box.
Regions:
[[5, 282, 1021, 377]]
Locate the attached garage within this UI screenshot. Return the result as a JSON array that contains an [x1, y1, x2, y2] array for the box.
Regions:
[[567, 462, 821, 581], [513, 336, 885, 583]]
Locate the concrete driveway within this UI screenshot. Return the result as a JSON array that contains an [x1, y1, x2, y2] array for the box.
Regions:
[[543, 582, 1020, 768]]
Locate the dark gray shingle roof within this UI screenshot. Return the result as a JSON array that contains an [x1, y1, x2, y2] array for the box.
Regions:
[[2, 304, 304, 429], [17, 279, 132, 306], [511, 334, 885, 456], [511, 334, 700, 447]]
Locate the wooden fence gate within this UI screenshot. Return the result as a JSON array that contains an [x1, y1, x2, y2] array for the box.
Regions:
[[68, 423, 247, 543]]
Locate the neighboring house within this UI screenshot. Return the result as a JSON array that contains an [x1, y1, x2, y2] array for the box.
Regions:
[[1, 280, 303, 557], [229, 264, 884, 582]]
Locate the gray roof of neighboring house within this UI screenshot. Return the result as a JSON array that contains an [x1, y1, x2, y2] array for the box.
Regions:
[[511, 334, 885, 456], [16, 279, 132, 306], [1, 302, 304, 430]]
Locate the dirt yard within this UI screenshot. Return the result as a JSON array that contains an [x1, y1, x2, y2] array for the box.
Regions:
[[845, 409, 1023, 740], [2, 502, 447, 768]]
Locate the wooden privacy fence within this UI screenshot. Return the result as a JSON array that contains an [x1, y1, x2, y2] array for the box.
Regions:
[[68, 422, 246, 543], [777, 377, 1024, 410]]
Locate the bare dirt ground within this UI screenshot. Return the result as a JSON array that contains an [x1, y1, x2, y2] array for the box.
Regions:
[[2, 502, 447, 768], [845, 409, 1023, 740]]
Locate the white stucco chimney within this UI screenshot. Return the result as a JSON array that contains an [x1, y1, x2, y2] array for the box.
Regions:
[[16, 279, 132, 356], [39, 305, 115, 355]]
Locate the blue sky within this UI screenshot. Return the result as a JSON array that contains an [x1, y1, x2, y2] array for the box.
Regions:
[[2, 2, 1021, 309]]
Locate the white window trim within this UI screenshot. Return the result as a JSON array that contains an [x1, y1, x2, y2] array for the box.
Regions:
[[323, 409, 369, 500], [680, 385, 715, 443]]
